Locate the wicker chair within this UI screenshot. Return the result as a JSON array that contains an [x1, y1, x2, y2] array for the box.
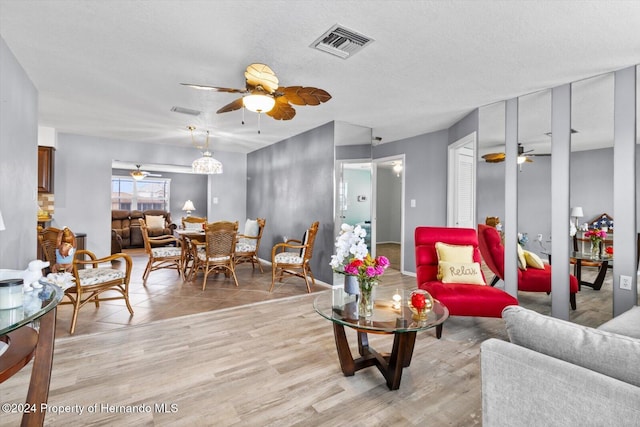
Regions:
[[181, 216, 207, 230], [189, 221, 239, 290], [38, 226, 134, 334], [139, 219, 183, 285], [235, 218, 266, 273], [270, 221, 319, 293]]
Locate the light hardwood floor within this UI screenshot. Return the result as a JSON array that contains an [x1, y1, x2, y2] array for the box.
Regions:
[[1, 255, 628, 426]]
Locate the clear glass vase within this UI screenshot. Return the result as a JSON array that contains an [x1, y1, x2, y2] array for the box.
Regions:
[[357, 279, 377, 318], [591, 240, 601, 260]]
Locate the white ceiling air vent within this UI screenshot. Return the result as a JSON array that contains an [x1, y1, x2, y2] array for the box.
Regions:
[[171, 106, 201, 116], [311, 24, 373, 59]]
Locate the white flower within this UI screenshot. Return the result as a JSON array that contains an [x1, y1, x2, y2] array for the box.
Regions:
[[330, 223, 368, 271]]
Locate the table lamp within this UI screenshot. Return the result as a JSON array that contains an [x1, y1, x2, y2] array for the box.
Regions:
[[570, 206, 584, 229], [182, 200, 196, 217]]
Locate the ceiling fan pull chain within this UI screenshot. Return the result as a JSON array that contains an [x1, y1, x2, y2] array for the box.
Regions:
[[258, 112, 262, 134], [242, 106, 245, 125]]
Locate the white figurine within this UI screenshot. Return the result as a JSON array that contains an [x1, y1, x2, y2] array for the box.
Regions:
[[23, 259, 49, 291]]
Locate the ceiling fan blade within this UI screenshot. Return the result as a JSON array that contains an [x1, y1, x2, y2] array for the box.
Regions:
[[245, 63, 279, 94], [180, 83, 247, 93], [481, 153, 506, 163], [216, 97, 245, 114], [278, 86, 332, 106], [266, 97, 296, 120]]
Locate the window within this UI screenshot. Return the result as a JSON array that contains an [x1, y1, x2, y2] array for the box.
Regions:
[[111, 176, 171, 211]]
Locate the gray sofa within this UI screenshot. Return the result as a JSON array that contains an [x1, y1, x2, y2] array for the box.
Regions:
[[481, 305, 640, 426]]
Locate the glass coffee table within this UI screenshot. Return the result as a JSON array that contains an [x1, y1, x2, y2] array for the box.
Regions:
[[0, 281, 64, 426], [314, 285, 448, 390]]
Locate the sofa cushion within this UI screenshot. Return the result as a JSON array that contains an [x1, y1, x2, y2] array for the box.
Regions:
[[503, 305, 640, 387], [146, 215, 165, 230], [438, 261, 485, 285], [523, 249, 545, 269], [598, 306, 640, 339]]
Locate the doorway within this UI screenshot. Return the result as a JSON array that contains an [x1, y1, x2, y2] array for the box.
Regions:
[[447, 132, 477, 228], [373, 155, 405, 272]]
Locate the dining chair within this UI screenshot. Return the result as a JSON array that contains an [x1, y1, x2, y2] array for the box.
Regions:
[[235, 218, 266, 273], [139, 219, 183, 285], [270, 221, 319, 293], [181, 215, 207, 230], [189, 221, 239, 290], [38, 226, 134, 334]]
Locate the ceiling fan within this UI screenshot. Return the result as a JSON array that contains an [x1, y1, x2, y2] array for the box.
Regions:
[[481, 144, 550, 164], [130, 165, 161, 180], [181, 63, 331, 122]]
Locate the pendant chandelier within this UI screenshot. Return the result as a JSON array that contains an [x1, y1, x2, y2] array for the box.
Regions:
[[189, 126, 222, 174]]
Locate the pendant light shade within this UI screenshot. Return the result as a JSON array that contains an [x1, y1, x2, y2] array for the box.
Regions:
[[189, 126, 223, 174]]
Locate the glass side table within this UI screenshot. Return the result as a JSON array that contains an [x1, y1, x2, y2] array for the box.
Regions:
[[314, 285, 448, 390], [0, 281, 64, 426]]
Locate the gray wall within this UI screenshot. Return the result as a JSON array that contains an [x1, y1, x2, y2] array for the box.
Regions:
[[54, 133, 246, 257], [246, 122, 335, 284], [112, 168, 208, 225], [376, 167, 402, 242], [0, 36, 38, 269], [373, 129, 450, 273], [449, 110, 479, 145]]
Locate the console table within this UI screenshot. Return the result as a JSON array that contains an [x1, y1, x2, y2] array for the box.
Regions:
[[0, 281, 63, 426], [314, 285, 448, 390]]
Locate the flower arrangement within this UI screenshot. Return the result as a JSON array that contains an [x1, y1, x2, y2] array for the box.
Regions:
[[585, 228, 607, 259], [343, 254, 390, 290], [585, 228, 607, 244], [329, 223, 369, 273], [329, 223, 390, 291]]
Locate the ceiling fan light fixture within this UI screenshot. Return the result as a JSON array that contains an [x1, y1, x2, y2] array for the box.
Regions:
[[517, 155, 527, 164], [131, 164, 146, 180], [243, 94, 275, 113]]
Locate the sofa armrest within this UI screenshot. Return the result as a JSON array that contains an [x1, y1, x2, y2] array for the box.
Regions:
[[481, 338, 640, 426]]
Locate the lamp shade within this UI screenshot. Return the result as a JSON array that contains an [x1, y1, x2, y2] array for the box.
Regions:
[[182, 200, 196, 212], [0, 210, 5, 231], [192, 151, 223, 174], [570, 207, 584, 218], [243, 94, 276, 113]]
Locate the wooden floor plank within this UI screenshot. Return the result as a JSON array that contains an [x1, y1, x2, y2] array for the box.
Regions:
[[0, 254, 632, 426]]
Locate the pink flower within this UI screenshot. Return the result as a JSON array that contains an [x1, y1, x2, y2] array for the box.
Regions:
[[365, 266, 377, 277], [344, 264, 359, 275], [376, 256, 390, 268]]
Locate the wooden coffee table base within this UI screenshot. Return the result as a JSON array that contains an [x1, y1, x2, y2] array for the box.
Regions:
[[332, 322, 417, 390]]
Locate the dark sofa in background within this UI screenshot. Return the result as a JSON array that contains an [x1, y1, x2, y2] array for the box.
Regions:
[[111, 209, 176, 252]]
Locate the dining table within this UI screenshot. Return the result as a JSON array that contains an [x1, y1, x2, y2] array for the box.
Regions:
[[173, 229, 206, 278]]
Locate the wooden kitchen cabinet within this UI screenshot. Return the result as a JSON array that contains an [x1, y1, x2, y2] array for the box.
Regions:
[[38, 146, 55, 193]]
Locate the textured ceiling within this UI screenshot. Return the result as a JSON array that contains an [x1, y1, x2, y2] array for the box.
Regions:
[[1, 0, 640, 154]]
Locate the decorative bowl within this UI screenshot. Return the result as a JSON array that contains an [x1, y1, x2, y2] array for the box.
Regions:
[[408, 289, 434, 321]]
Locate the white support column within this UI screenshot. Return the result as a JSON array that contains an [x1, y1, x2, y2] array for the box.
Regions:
[[551, 84, 571, 320], [503, 98, 519, 298], [613, 66, 637, 316]]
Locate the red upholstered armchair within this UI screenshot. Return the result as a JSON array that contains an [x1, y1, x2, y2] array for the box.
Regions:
[[477, 224, 578, 310], [415, 226, 518, 339]]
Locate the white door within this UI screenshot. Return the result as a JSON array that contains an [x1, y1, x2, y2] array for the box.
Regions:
[[447, 132, 476, 228]]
